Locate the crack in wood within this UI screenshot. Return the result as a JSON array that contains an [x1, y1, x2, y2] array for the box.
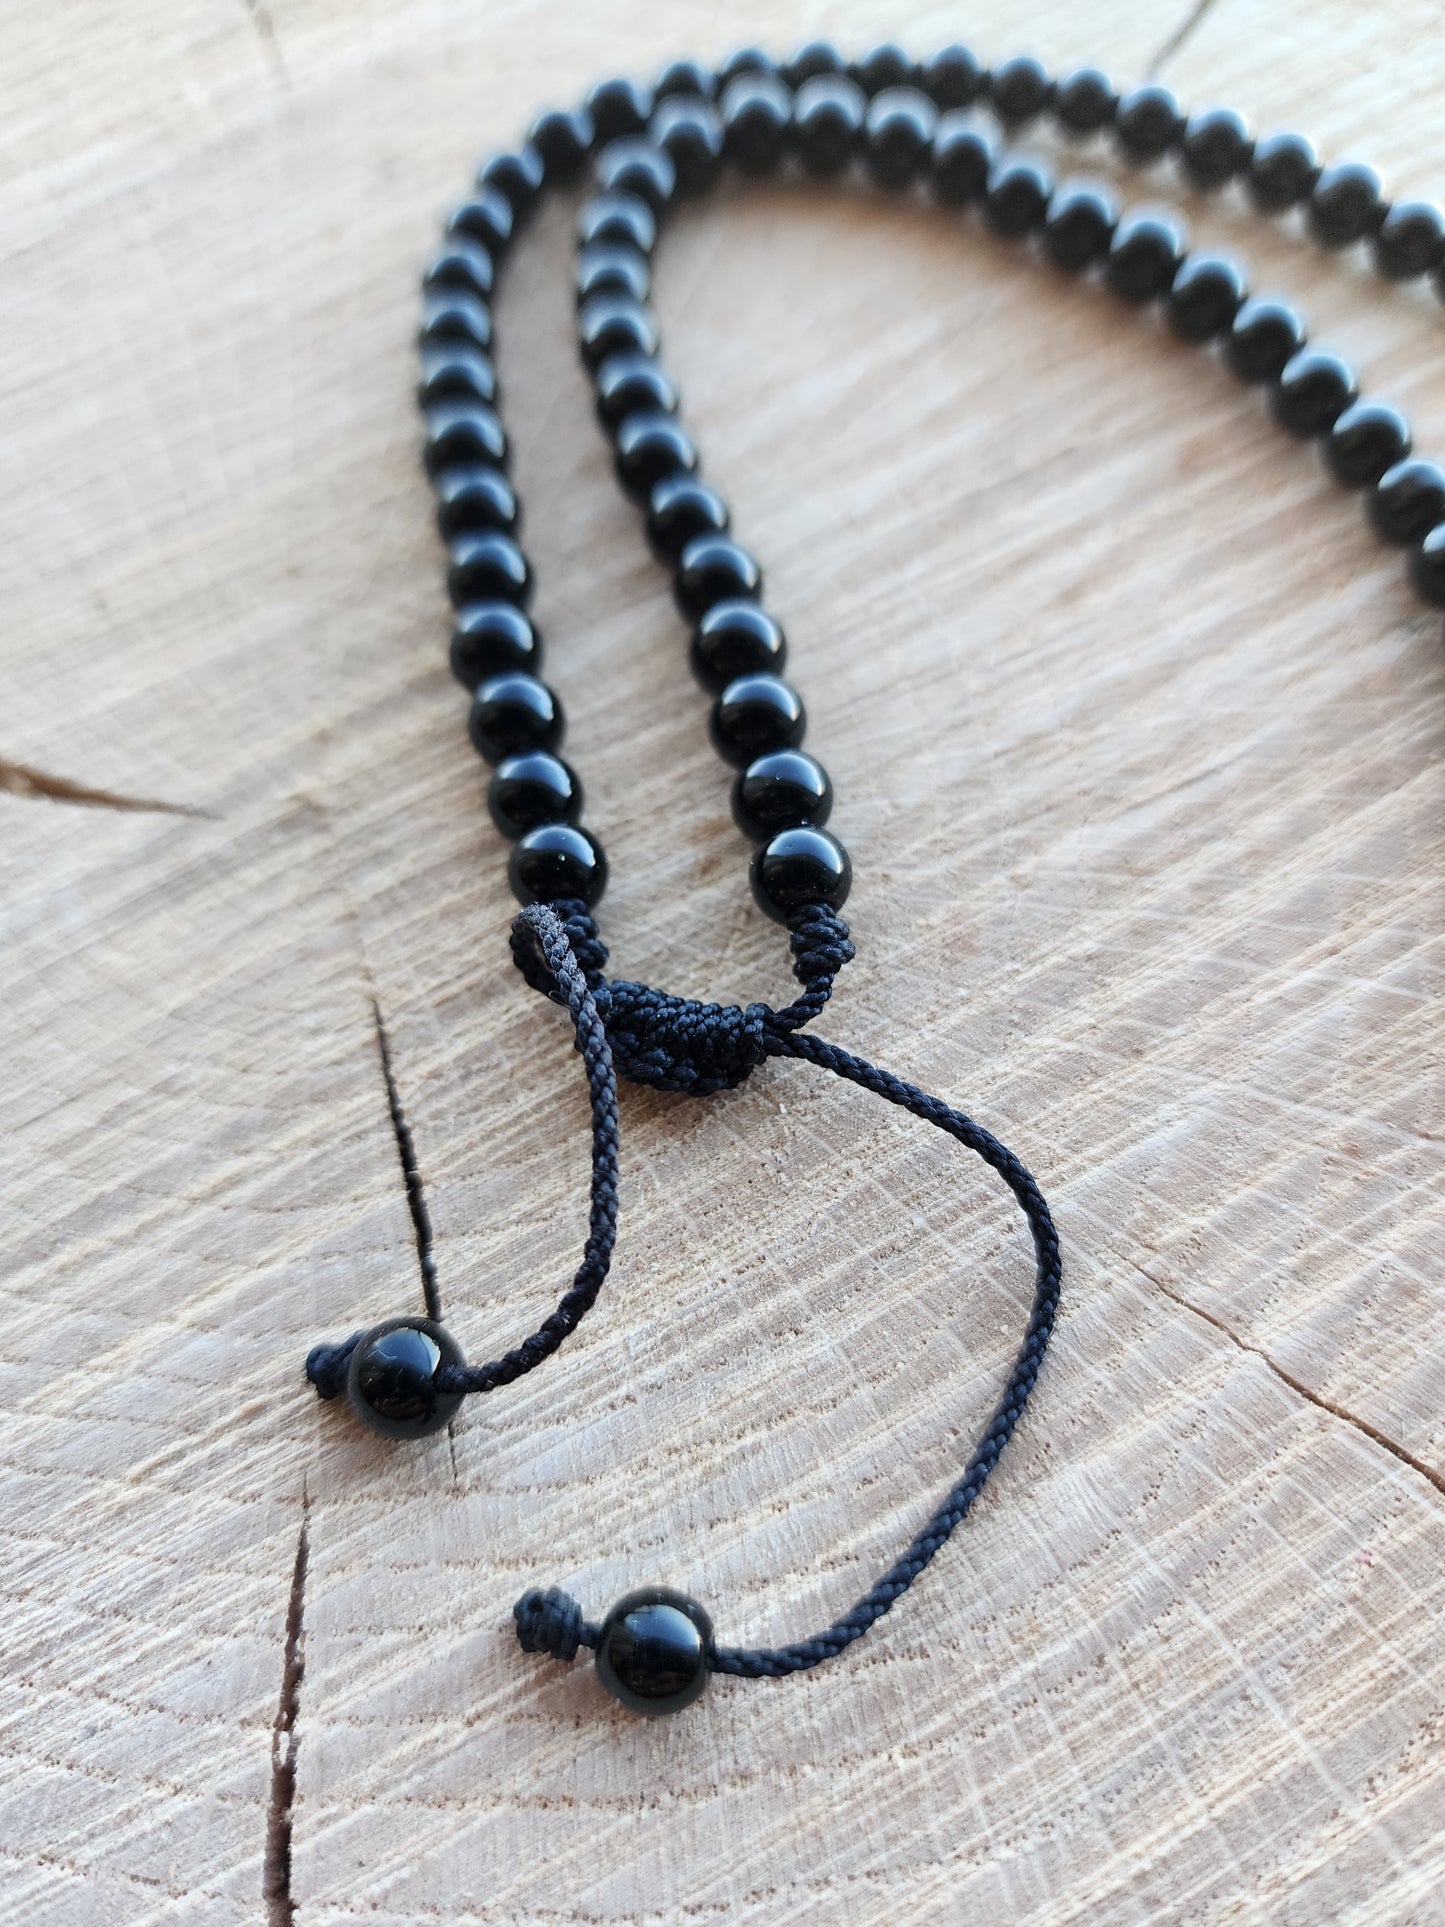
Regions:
[[1146, 0, 1222, 77], [372, 998, 442, 1321], [262, 1493, 309, 1927], [0, 755, 214, 818]]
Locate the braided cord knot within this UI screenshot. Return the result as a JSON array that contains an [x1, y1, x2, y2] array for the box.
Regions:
[[513, 1586, 597, 1660]]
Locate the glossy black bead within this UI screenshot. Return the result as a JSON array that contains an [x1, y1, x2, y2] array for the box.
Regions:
[[595, 352, 678, 432], [423, 401, 507, 476], [1324, 401, 1411, 488], [447, 530, 532, 610], [446, 188, 514, 257], [577, 191, 657, 255], [930, 114, 998, 206], [1105, 208, 1186, 303], [984, 155, 1054, 239], [1247, 131, 1319, 212], [433, 464, 518, 541], [578, 293, 659, 371], [422, 239, 494, 300], [645, 475, 731, 563], [1308, 162, 1385, 248], [651, 95, 724, 196], [613, 411, 698, 501], [988, 53, 1053, 127], [750, 826, 852, 922], [865, 88, 938, 189], [1180, 107, 1253, 189], [509, 822, 608, 907], [709, 673, 805, 768], [1115, 84, 1184, 162], [732, 749, 832, 840], [674, 535, 762, 621], [1270, 348, 1358, 438], [1225, 296, 1308, 383], [595, 138, 676, 217], [689, 600, 786, 693], [529, 107, 594, 186], [1054, 67, 1116, 135], [347, 1317, 465, 1440], [449, 602, 541, 689], [851, 44, 914, 96], [719, 46, 777, 87], [655, 56, 715, 99], [1166, 252, 1248, 342], [920, 44, 984, 111], [1410, 522, 1445, 604], [785, 40, 846, 88], [1369, 458, 1445, 546], [488, 750, 582, 839], [593, 1589, 712, 1717], [468, 671, 563, 763], [575, 241, 651, 309], [477, 147, 545, 220], [792, 76, 866, 177], [720, 72, 793, 176], [585, 75, 653, 145], [1042, 179, 1118, 272], [419, 290, 492, 354], [417, 345, 498, 409], [1374, 200, 1445, 280]]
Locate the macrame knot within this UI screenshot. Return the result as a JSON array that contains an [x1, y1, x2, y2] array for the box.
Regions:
[[513, 1585, 594, 1661], [306, 1333, 361, 1400]]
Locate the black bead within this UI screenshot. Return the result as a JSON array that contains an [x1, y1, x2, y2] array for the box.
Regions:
[[419, 290, 493, 354], [578, 293, 659, 371], [720, 72, 793, 175], [690, 600, 786, 693], [433, 464, 518, 541], [509, 822, 608, 907], [920, 44, 984, 111], [1324, 401, 1411, 488], [651, 95, 724, 196], [750, 825, 852, 921], [988, 53, 1053, 127], [709, 673, 805, 768], [447, 530, 531, 609], [447, 188, 514, 257], [1369, 458, 1445, 546], [575, 242, 651, 309], [675, 534, 762, 621], [347, 1317, 465, 1440], [865, 87, 938, 189], [1042, 179, 1118, 272], [422, 240, 494, 300], [1105, 209, 1187, 303], [417, 345, 498, 409], [449, 602, 541, 689], [1410, 522, 1445, 605], [595, 137, 676, 217], [719, 45, 777, 87], [1115, 84, 1184, 162], [1247, 131, 1319, 212], [1225, 296, 1308, 383], [930, 114, 998, 206], [529, 107, 594, 186], [1374, 200, 1445, 280], [851, 44, 914, 96], [593, 1589, 712, 1717], [655, 57, 716, 101], [477, 147, 546, 220], [1054, 67, 1116, 135], [577, 191, 657, 255], [1309, 162, 1385, 248], [784, 40, 846, 88], [1270, 348, 1358, 437], [1166, 252, 1248, 342], [423, 401, 507, 476], [792, 76, 866, 177], [468, 671, 563, 763], [595, 352, 678, 432], [984, 155, 1054, 239], [645, 475, 731, 563], [488, 750, 582, 839], [732, 749, 832, 840], [1180, 107, 1253, 189], [614, 411, 698, 501], [585, 76, 653, 145]]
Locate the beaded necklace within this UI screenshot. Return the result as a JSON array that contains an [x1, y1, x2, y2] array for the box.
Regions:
[[306, 41, 1444, 1717]]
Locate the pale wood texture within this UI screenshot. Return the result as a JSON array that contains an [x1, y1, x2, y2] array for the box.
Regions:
[[1, 1, 1443, 1921]]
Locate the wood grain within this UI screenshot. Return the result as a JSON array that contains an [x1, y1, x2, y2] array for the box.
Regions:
[[1, 2, 1442, 1922]]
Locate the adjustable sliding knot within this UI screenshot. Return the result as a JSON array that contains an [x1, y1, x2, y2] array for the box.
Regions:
[[513, 1586, 596, 1660], [305, 1333, 360, 1400]]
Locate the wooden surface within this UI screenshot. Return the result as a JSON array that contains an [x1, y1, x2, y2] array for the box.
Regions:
[[2, 2, 1443, 1921]]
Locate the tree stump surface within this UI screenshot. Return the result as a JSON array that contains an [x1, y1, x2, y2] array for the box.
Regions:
[[2, 3, 1442, 1922]]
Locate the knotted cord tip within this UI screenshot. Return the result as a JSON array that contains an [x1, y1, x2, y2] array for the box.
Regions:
[[513, 1585, 595, 1662], [305, 1333, 361, 1401]]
